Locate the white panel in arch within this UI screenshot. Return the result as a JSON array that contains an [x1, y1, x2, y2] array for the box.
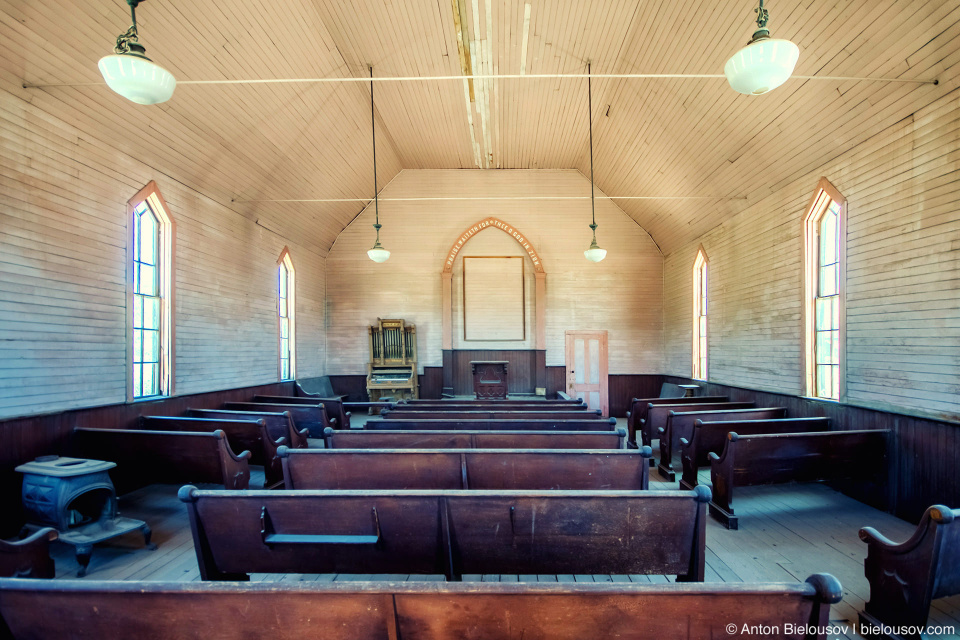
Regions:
[[464, 257, 525, 340]]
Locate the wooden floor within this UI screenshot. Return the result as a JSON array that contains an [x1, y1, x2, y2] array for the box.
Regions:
[[41, 419, 960, 640]]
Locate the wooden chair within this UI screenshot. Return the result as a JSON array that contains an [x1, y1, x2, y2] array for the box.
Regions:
[[0, 529, 57, 579], [859, 504, 960, 637]]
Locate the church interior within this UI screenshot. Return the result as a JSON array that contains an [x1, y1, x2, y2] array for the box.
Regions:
[[1, 0, 959, 637]]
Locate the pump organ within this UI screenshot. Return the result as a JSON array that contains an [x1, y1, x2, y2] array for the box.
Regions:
[[366, 318, 419, 403]]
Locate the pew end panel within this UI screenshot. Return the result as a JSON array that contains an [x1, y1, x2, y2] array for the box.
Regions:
[[0, 528, 58, 579], [859, 504, 960, 636]]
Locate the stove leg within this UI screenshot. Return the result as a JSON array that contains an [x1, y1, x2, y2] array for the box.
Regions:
[[142, 524, 157, 550], [75, 545, 92, 577]]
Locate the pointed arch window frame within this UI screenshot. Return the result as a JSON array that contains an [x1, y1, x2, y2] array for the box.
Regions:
[[692, 246, 709, 381], [126, 181, 175, 402], [802, 177, 846, 401], [277, 248, 296, 381]]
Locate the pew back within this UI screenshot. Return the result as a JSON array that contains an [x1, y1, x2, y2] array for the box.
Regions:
[[180, 486, 710, 581], [187, 409, 308, 449], [679, 417, 831, 490], [366, 417, 618, 431], [0, 529, 57, 579], [382, 410, 601, 420], [0, 576, 844, 640], [626, 396, 728, 447], [636, 401, 752, 448], [323, 428, 627, 450], [280, 448, 652, 491], [253, 395, 351, 429], [223, 402, 331, 437], [71, 428, 251, 491]]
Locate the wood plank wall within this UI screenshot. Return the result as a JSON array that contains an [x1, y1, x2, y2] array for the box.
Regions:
[[324, 169, 664, 375], [664, 376, 960, 524], [0, 67, 327, 420], [450, 350, 538, 395], [0, 381, 293, 537], [662, 86, 960, 424]]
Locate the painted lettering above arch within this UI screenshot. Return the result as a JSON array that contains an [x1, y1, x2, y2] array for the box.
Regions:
[[442, 217, 545, 274]]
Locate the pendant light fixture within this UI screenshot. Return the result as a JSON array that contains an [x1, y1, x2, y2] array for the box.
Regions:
[[724, 0, 799, 96], [366, 66, 391, 263], [98, 0, 176, 105], [583, 62, 606, 263]]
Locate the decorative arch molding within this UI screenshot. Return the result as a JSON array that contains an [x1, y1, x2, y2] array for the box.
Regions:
[[442, 217, 545, 274], [441, 217, 546, 351]]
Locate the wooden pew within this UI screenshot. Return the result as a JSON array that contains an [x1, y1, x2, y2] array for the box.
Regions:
[[708, 429, 890, 529], [71, 428, 251, 491], [381, 409, 603, 420], [279, 447, 653, 491], [180, 485, 711, 581], [223, 402, 332, 437], [400, 398, 585, 406], [679, 417, 831, 490], [0, 529, 57, 579], [626, 395, 728, 449], [391, 401, 588, 411], [187, 409, 308, 449], [635, 401, 753, 449], [365, 417, 618, 431], [656, 407, 788, 481], [859, 504, 960, 638], [0, 574, 844, 640], [323, 427, 628, 450], [140, 416, 283, 488], [252, 395, 352, 429]]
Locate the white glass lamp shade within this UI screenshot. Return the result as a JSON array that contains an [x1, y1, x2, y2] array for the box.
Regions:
[[367, 246, 391, 263], [98, 53, 176, 105], [724, 38, 799, 95], [584, 246, 607, 262]]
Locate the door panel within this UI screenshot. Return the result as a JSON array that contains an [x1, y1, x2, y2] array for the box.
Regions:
[[565, 331, 608, 417]]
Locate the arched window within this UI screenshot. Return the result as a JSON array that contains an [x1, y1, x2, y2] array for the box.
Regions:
[[127, 182, 174, 400], [692, 247, 709, 380], [277, 249, 296, 381], [803, 178, 845, 400]]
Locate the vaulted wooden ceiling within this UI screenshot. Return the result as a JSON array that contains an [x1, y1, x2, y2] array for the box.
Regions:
[[5, 0, 955, 255]]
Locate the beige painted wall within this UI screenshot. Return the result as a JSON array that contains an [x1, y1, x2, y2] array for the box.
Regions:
[[326, 169, 663, 374], [664, 88, 960, 421], [0, 83, 326, 419]]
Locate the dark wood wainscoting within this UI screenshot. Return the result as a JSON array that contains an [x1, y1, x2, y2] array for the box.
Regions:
[[663, 376, 960, 523], [608, 375, 665, 418], [0, 381, 294, 537], [449, 350, 543, 396]]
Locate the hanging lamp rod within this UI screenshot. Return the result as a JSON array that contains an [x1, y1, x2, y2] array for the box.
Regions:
[[234, 195, 749, 203], [25, 72, 937, 89]]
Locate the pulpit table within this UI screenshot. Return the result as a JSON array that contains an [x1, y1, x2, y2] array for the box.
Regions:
[[470, 361, 509, 399]]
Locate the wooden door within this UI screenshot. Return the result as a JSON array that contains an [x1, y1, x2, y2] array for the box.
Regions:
[[565, 331, 609, 417]]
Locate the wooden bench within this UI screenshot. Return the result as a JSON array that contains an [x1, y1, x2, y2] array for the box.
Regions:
[[679, 417, 831, 490], [279, 447, 653, 491], [859, 504, 960, 637], [253, 395, 352, 429], [323, 427, 628, 450], [656, 407, 788, 481], [0, 574, 844, 640], [393, 399, 587, 409], [71, 428, 251, 491], [187, 409, 308, 449], [140, 416, 283, 488], [0, 529, 57, 579], [223, 402, 332, 437], [636, 401, 753, 449], [180, 485, 711, 581], [626, 396, 728, 449], [708, 429, 890, 529], [365, 417, 619, 431], [381, 409, 603, 420]]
